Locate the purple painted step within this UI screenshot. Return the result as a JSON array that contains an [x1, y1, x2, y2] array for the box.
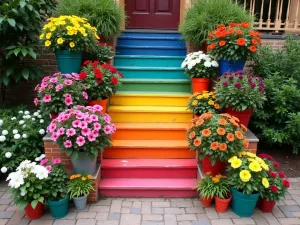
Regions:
[[101, 159, 197, 178]]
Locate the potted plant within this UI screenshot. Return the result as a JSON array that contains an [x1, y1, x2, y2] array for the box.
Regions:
[[68, 173, 94, 210], [215, 71, 266, 127], [187, 91, 220, 118], [181, 51, 218, 93], [39, 15, 99, 74], [258, 154, 290, 213], [47, 105, 115, 174], [34, 72, 88, 119], [80, 60, 123, 112], [212, 174, 231, 213], [227, 151, 270, 216], [187, 112, 248, 175], [82, 42, 114, 65], [207, 22, 260, 75], [43, 158, 69, 219], [6, 160, 50, 219], [196, 173, 215, 207]]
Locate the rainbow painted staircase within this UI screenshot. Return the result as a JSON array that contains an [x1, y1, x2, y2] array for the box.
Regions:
[[99, 31, 198, 197]]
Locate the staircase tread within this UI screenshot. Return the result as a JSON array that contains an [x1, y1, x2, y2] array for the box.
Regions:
[[99, 178, 197, 189], [121, 78, 190, 83], [119, 36, 183, 40], [117, 66, 184, 70], [113, 92, 190, 97], [110, 139, 189, 148], [117, 45, 186, 50], [114, 55, 185, 59], [114, 122, 189, 130], [108, 106, 192, 113], [102, 159, 197, 168]]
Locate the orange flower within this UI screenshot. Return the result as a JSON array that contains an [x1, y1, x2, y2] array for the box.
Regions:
[[219, 40, 226, 47], [250, 31, 257, 36], [214, 103, 220, 109], [235, 131, 244, 139], [229, 22, 237, 27], [252, 39, 258, 45], [249, 45, 257, 53], [202, 129, 211, 137], [227, 133, 235, 142], [241, 22, 250, 28], [243, 138, 249, 148], [194, 138, 202, 147], [237, 38, 246, 46], [217, 24, 225, 29], [220, 30, 227, 38], [208, 33, 213, 39], [216, 32, 222, 38], [218, 119, 227, 126], [196, 118, 204, 126], [219, 143, 227, 151], [236, 30, 243, 35], [217, 128, 226, 136], [202, 113, 213, 120], [189, 131, 195, 139], [241, 124, 247, 132], [211, 43, 216, 49], [231, 116, 240, 122], [220, 113, 232, 119], [210, 142, 219, 150], [227, 29, 234, 35], [232, 121, 240, 128]]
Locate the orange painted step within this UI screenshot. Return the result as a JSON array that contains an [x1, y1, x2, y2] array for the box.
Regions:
[[104, 140, 195, 159], [111, 122, 189, 140]]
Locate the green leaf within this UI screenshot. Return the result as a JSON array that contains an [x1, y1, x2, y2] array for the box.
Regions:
[[28, 50, 37, 59], [20, 0, 26, 8], [17, 23, 24, 31], [14, 48, 21, 56], [0, 18, 4, 24], [22, 68, 29, 79], [27, 5, 33, 10], [38, 196, 44, 203], [6, 45, 16, 50], [21, 48, 28, 57], [31, 200, 38, 209], [7, 18, 16, 27]]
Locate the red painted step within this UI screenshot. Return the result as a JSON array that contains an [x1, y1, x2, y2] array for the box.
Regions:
[[99, 178, 198, 197], [101, 159, 197, 178]]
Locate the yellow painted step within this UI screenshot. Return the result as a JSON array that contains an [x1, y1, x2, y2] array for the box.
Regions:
[[110, 92, 190, 107], [108, 106, 193, 123]]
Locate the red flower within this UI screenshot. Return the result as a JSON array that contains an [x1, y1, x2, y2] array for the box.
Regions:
[[270, 185, 278, 193], [93, 68, 101, 74], [241, 22, 250, 28], [118, 71, 124, 78], [258, 153, 267, 158], [83, 60, 91, 66], [111, 77, 119, 85], [110, 67, 117, 73], [282, 180, 291, 188], [79, 72, 87, 80], [95, 71, 103, 79], [266, 154, 273, 160], [270, 171, 277, 178], [229, 22, 237, 27], [236, 30, 243, 35], [249, 45, 257, 53], [273, 161, 280, 168], [96, 79, 102, 84], [278, 171, 285, 178], [92, 61, 99, 67], [237, 38, 246, 46], [219, 40, 226, 47]]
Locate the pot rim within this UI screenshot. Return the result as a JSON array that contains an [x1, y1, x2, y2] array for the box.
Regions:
[[73, 195, 88, 200], [46, 194, 69, 205], [215, 193, 232, 202]]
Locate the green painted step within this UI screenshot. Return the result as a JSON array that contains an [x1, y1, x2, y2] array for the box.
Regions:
[[114, 55, 185, 67], [119, 79, 191, 93]]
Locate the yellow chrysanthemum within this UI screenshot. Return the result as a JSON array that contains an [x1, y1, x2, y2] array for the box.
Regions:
[[69, 42, 75, 48], [46, 32, 52, 39], [239, 170, 251, 182], [39, 34, 44, 39], [203, 93, 210, 99], [196, 95, 203, 100], [249, 161, 262, 172], [228, 156, 237, 163], [81, 177, 87, 181], [246, 152, 256, 158], [57, 37, 64, 44], [261, 163, 269, 171], [45, 40, 51, 47], [262, 178, 269, 188], [208, 100, 214, 105], [231, 158, 242, 169], [192, 100, 198, 106]]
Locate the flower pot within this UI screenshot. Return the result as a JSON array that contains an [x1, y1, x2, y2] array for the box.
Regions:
[[71, 152, 97, 174], [201, 196, 213, 207], [55, 50, 83, 74], [24, 202, 44, 220], [215, 193, 232, 213], [259, 197, 276, 213], [219, 59, 245, 76], [191, 78, 210, 93], [231, 188, 259, 217], [50, 112, 58, 120], [73, 195, 88, 210], [202, 155, 227, 176], [106, 57, 114, 65], [225, 107, 254, 127], [46, 195, 69, 219], [87, 98, 108, 113]]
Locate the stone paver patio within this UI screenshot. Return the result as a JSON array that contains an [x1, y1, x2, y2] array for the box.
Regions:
[[1, 179, 300, 225]]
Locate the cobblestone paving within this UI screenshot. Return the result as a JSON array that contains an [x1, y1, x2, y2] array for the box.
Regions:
[[1, 178, 300, 225]]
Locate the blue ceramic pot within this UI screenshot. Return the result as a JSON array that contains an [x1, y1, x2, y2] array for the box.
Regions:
[[219, 59, 245, 76]]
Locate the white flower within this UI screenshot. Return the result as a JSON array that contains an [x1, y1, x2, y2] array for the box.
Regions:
[[32, 165, 49, 180], [1, 167, 7, 173], [22, 125, 26, 129], [204, 55, 212, 62], [199, 54, 206, 60], [23, 115, 31, 119], [40, 154, 46, 159], [13, 129, 18, 134], [7, 171, 24, 188], [18, 111, 23, 114], [24, 111, 30, 115], [33, 112, 39, 117], [0, 119, 3, 125], [19, 120, 25, 125], [0, 136, 6, 142], [37, 115, 42, 119], [31, 118, 36, 121], [2, 130, 8, 136], [204, 61, 212, 68], [5, 152, 12, 158], [11, 117, 16, 121], [35, 157, 41, 162], [39, 129, 45, 135], [22, 134, 27, 138], [211, 61, 219, 67], [37, 110, 40, 113], [40, 119, 44, 124], [14, 134, 21, 140]]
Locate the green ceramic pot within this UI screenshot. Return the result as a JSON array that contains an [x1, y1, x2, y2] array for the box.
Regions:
[[46, 195, 69, 219], [55, 50, 82, 74]]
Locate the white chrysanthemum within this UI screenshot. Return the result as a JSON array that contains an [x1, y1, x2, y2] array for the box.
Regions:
[[13, 129, 18, 134], [31, 118, 36, 121], [24, 111, 30, 115], [18, 111, 23, 114], [1, 167, 7, 173], [33, 112, 39, 117], [22, 134, 27, 138], [19, 120, 25, 125], [0, 136, 6, 142], [5, 152, 12, 158], [14, 134, 21, 140], [37, 115, 42, 118], [11, 117, 16, 121], [39, 129, 45, 135], [204, 61, 212, 67], [40, 119, 44, 124], [32, 165, 49, 180], [204, 55, 212, 62], [2, 130, 8, 136], [211, 61, 219, 67], [7, 171, 24, 188], [199, 54, 205, 60]]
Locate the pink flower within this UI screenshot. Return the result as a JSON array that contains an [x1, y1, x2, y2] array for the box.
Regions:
[[94, 123, 101, 130], [66, 128, 76, 137], [40, 159, 48, 166], [65, 97, 73, 106], [72, 120, 81, 128], [63, 114, 70, 121], [51, 132, 59, 141], [47, 123, 56, 132], [104, 125, 113, 134], [48, 84, 53, 89], [76, 136, 86, 146], [64, 140, 72, 148], [53, 72, 60, 77], [92, 129, 99, 137], [34, 84, 40, 91], [64, 74, 72, 78], [43, 94, 51, 103], [76, 113, 84, 120], [93, 105, 103, 112], [50, 77, 58, 83], [81, 128, 91, 136], [64, 79, 73, 85], [42, 76, 50, 82], [45, 165, 52, 172], [79, 121, 88, 129], [90, 114, 98, 122], [34, 98, 39, 106], [41, 82, 48, 88], [84, 116, 92, 123], [65, 93, 71, 98], [55, 84, 63, 92], [104, 115, 111, 124], [88, 133, 96, 142], [82, 92, 88, 100], [52, 158, 61, 164], [58, 127, 65, 135]]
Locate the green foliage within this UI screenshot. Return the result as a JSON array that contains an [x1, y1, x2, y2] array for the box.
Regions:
[[55, 0, 125, 41], [196, 175, 216, 198], [94, 43, 113, 64], [180, 0, 252, 46], [68, 174, 94, 199], [187, 91, 220, 116], [0, 0, 56, 85]]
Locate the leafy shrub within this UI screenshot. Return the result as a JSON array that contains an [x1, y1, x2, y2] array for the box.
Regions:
[[180, 0, 252, 46], [55, 0, 125, 41]]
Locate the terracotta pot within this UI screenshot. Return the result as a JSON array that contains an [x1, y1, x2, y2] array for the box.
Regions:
[[87, 98, 108, 113], [225, 107, 254, 127], [24, 202, 44, 220], [201, 196, 213, 207], [215, 193, 232, 213], [259, 198, 276, 213], [202, 155, 227, 176], [50, 112, 58, 120], [191, 78, 210, 93]]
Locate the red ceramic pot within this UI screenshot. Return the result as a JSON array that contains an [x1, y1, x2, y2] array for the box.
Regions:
[[87, 98, 108, 113], [191, 78, 210, 93], [259, 198, 276, 213], [225, 107, 254, 127], [202, 155, 227, 176], [24, 202, 44, 220], [215, 193, 232, 213], [201, 196, 213, 207]]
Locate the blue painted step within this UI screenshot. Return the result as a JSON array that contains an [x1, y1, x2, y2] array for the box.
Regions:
[[116, 46, 186, 56], [117, 66, 187, 79], [117, 36, 185, 48], [114, 55, 185, 68]]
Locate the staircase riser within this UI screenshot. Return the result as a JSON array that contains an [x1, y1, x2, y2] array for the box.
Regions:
[[110, 112, 192, 123], [121, 32, 182, 38], [112, 130, 186, 140], [116, 47, 186, 56], [110, 96, 189, 107], [99, 189, 198, 198], [114, 57, 184, 67], [118, 69, 186, 79], [102, 168, 197, 178], [119, 82, 191, 92], [117, 39, 185, 47]]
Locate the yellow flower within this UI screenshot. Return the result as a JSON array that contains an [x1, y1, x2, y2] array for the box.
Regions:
[[249, 161, 262, 172], [50, 26, 56, 32], [70, 175, 75, 180], [246, 152, 256, 158], [196, 95, 203, 100], [66, 26, 73, 31], [69, 42, 75, 48], [67, 30, 74, 35], [46, 32, 52, 39], [57, 38, 64, 45], [39, 34, 45, 39], [228, 156, 237, 163], [231, 158, 242, 169], [87, 175, 93, 180], [45, 40, 51, 47], [192, 100, 198, 106], [203, 93, 210, 99], [81, 177, 87, 181], [261, 162, 269, 171], [76, 174, 81, 178], [212, 177, 220, 183], [208, 100, 214, 105], [262, 178, 269, 188], [239, 170, 251, 182]]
